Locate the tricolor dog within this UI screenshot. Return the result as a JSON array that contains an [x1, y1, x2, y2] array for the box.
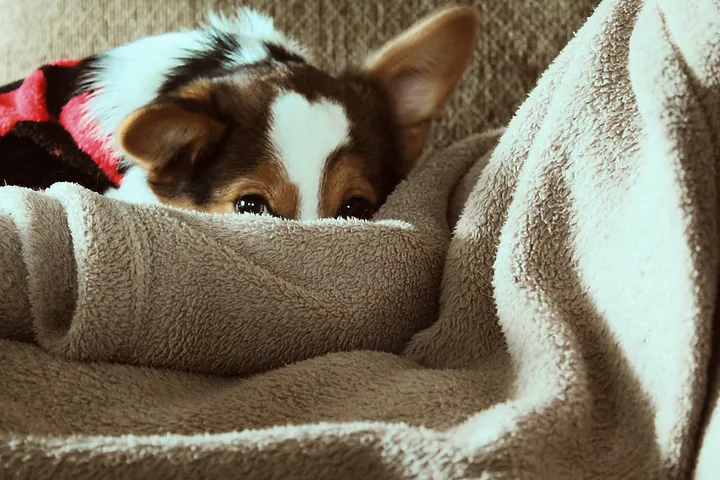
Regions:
[[85, 6, 479, 220]]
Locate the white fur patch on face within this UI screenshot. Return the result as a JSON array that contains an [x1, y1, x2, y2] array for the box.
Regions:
[[268, 92, 351, 220]]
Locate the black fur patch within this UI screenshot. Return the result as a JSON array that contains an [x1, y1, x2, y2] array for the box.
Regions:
[[157, 33, 307, 98], [265, 43, 306, 64], [157, 31, 245, 96]]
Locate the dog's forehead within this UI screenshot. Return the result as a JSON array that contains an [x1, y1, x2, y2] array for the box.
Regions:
[[267, 90, 351, 220], [182, 63, 398, 220], [207, 66, 382, 220]]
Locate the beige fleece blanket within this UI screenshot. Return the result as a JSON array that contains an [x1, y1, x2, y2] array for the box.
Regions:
[[1, 0, 719, 477]]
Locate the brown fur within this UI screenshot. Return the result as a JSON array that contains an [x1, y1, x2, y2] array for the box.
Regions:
[[320, 154, 379, 218], [117, 68, 402, 217], [115, 6, 480, 220], [211, 161, 301, 218]]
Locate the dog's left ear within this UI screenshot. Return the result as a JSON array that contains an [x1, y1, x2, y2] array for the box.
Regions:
[[364, 6, 479, 172], [115, 102, 226, 184]]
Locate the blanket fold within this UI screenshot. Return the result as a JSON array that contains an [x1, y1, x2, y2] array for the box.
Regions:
[[1, 0, 719, 478], [0, 133, 492, 375]]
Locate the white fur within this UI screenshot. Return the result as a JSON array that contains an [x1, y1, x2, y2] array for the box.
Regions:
[[85, 7, 309, 152], [103, 166, 161, 205], [83, 30, 206, 151], [268, 92, 351, 220], [204, 10, 310, 67]]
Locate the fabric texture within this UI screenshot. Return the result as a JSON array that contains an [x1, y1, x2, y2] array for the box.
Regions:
[[0, 59, 121, 192], [1, 0, 719, 478], [0, 0, 600, 150], [0, 128, 496, 374]]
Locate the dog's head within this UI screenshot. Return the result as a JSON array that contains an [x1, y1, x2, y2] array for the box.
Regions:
[[100, 6, 478, 220]]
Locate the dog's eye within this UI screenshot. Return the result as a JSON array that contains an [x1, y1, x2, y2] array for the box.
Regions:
[[234, 195, 272, 216], [337, 197, 375, 220]]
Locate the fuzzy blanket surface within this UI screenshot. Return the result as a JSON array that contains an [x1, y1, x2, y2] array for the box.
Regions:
[[1, 0, 719, 478]]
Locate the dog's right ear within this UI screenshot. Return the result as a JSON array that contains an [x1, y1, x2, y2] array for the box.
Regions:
[[116, 103, 226, 183], [363, 6, 479, 172]]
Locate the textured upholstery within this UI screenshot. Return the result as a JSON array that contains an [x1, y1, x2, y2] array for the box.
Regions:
[[0, 0, 599, 146]]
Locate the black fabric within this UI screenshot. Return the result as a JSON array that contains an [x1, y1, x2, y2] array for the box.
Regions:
[[0, 58, 118, 194], [2, 121, 113, 191]]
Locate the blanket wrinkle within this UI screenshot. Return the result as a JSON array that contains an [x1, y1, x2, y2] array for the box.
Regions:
[[0, 127, 490, 376], [2, 0, 720, 478]]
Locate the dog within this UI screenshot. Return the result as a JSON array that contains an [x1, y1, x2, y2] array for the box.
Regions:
[[83, 6, 479, 220]]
